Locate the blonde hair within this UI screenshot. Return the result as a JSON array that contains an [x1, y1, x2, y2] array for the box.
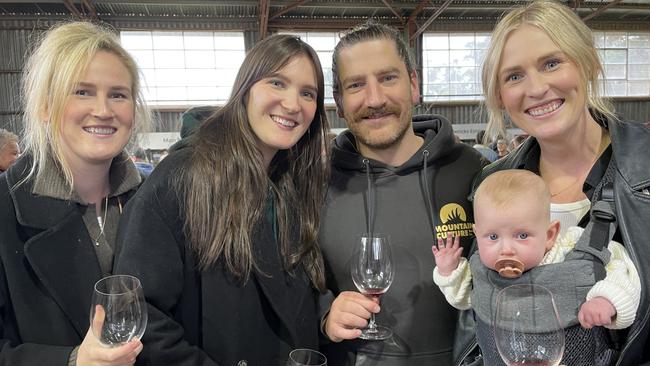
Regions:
[[474, 170, 550, 219], [21, 21, 151, 188], [482, 0, 615, 141]]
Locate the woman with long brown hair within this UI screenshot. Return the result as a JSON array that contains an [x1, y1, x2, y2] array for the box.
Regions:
[[114, 34, 330, 365]]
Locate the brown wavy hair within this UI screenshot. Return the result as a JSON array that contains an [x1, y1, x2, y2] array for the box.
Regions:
[[174, 34, 329, 291]]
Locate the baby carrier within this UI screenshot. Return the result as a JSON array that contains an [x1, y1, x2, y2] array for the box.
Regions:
[[470, 194, 618, 366]]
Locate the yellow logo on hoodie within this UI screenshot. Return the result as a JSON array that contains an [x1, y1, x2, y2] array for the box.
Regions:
[[435, 203, 473, 239]]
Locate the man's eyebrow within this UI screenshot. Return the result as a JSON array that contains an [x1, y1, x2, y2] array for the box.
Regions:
[[376, 67, 400, 75], [341, 74, 364, 86], [341, 67, 401, 86]]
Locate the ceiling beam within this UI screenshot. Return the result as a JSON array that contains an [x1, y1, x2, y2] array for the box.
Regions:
[[259, 0, 270, 39], [80, 0, 97, 18], [582, 0, 624, 21], [381, 0, 404, 24], [407, 0, 429, 24], [410, 0, 453, 41], [269, 0, 308, 20], [407, 0, 429, 45], [62, 0, 82, 17], [269, 18, 403, 30], [570, 0, 582, 11]]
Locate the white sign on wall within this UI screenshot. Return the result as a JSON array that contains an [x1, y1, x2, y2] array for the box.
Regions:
[[451, 123, 524, 141], [136, 132, 181, 150]]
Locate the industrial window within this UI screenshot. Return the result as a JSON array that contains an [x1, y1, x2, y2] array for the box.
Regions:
[[279, 31, 340, 105], [595, 31, 650, 97], [120, 31, 246, 107], [422, 32, 490, 102], [422, 31, 650, 101]]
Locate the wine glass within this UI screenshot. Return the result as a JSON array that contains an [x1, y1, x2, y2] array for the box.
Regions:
[[350, 234, 394, 340], [91, 274, 148, 347], [286, 349, 327, 366], [494, 284, 565, 366]]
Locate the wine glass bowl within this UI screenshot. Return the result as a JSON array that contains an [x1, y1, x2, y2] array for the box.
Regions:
[[286, 349, 327, 366], [350, 234, 394, 340], [494, 284, 565, 366], [91, 274, 147, 347]]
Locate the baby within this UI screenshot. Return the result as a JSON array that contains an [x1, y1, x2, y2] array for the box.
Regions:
[[433, 169, 640, 330]]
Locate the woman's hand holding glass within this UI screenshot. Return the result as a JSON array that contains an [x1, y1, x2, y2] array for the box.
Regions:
[[78, 275, 147, 366], [77, 307, 143, 366]]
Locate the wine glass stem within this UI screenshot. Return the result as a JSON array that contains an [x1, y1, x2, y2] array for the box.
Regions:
[[367, 313, 378, 333]]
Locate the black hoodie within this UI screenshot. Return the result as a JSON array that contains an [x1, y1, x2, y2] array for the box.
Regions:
[[319, 115, 485, 365]]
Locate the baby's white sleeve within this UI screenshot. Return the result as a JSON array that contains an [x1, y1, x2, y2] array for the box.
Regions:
[[586, 240, 641, 329], [433, 257, 473, 310]]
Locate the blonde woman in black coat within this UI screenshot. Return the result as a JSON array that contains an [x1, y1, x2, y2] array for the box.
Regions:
[[0, 22, 150, 365]]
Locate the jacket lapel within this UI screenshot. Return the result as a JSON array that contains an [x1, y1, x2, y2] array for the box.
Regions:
[[609, 120, 650, 189], [23, 215, 103, 337], [8, 158, 103, 337], [251, 218, 304, 345]]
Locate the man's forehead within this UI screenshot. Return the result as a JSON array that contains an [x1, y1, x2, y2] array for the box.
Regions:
[[338, 38, 399, 60], [336, 38, 405, 75]]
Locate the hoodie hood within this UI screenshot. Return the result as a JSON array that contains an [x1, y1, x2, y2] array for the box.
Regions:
[[328, 113, 460, 246], [331, 114, 457, 174]]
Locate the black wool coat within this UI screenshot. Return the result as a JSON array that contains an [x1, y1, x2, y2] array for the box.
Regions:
[[0, 156, 138, 365], [114, 147, 320, 366]]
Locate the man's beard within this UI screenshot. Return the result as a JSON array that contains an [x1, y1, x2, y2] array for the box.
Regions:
[[348, 105, 411, 150]]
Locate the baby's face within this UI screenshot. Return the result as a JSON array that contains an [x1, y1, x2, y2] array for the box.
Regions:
[[473, 196, 556, 277]]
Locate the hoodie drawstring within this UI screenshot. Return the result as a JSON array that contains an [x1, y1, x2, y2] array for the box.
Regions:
[[362, 151, 438, 243], [421, 150, 439, 243]]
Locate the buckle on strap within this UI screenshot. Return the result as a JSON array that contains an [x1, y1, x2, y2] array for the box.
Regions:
[[591, 200, 616, 223], [568, 200, 616, 265]]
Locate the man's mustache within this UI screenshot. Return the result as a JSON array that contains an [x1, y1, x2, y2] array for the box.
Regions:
[[353, 106, 401, 121]]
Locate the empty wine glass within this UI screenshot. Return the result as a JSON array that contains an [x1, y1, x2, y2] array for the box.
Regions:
[[494, 284, 565, 366], [91, 274, 147, 347], [286, 349, 327, 366], [350, 234, 394, 340]]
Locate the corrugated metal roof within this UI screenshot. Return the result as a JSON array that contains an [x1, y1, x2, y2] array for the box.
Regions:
[[1, 0, 649, 22]]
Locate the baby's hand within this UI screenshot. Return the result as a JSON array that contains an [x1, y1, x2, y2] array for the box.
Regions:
[[432, 235, 463, 276], [578, 296, 616, 329]]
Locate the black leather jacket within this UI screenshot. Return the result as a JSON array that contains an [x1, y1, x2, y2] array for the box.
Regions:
[[464, 119, 650, 366]]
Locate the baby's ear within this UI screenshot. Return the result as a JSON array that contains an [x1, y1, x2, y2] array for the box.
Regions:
[[546, 220, 561, 251]]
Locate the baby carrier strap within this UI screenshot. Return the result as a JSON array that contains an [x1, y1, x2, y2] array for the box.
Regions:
[[565, 199, 615, 279], [567, 152, 618, 277]]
